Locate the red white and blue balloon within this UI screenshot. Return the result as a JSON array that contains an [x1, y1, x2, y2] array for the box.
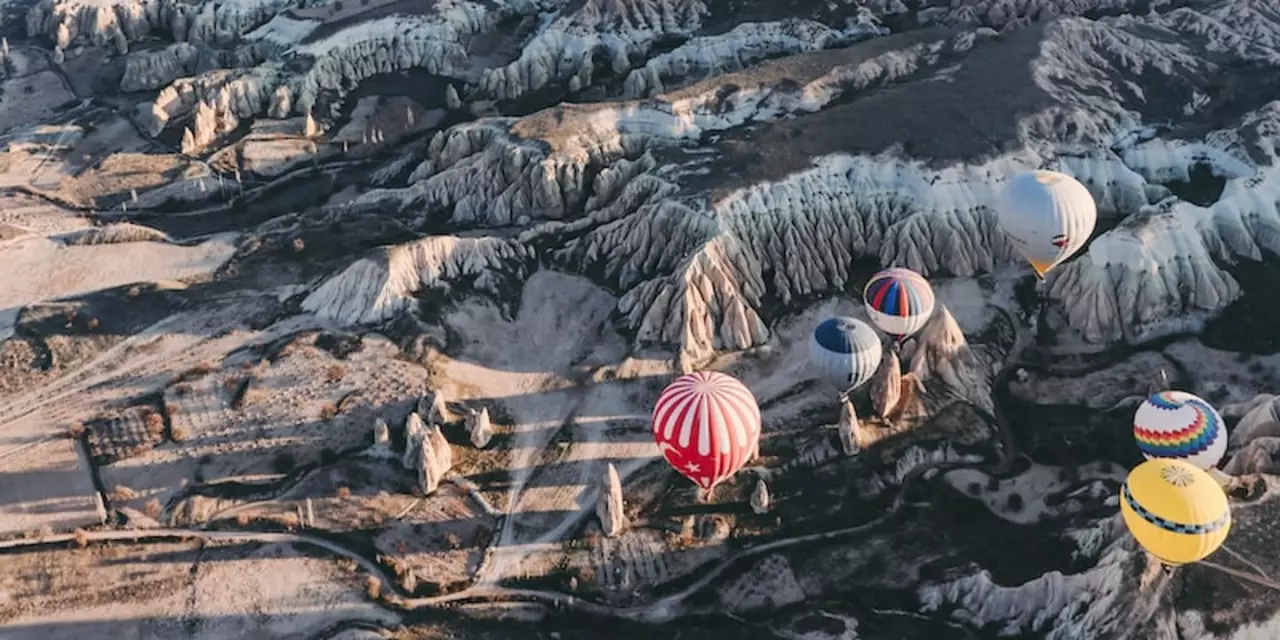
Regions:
[[652, 371, 761, 491], [1133, 390, 1227, 471], [863, 267, 936, 340]]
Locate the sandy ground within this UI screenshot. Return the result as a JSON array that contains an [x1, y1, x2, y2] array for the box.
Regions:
[[0, 540, 398, 638]]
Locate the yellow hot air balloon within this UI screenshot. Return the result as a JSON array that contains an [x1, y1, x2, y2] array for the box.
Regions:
[[1119, 458, 1230, 567]]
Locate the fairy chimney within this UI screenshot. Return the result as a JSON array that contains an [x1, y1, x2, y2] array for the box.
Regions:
[[909, 305, 971, 390], [419, 390, 450, 424], [870, 348, 902, 418], [417, 423, 453, 494], [304, 111, 319, 137], [1148, 368, 1170, 395], [597, 463, 626, 537], [445, 85, 462, 110], [750, 478, 770, 514], [402, 412, 425, 469], [837, 397, 861, 456], [466, 407, 493, 449], [370, 418, 391, 455]]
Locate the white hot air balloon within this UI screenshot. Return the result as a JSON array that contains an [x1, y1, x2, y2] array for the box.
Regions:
[[1133, 390, 1227, 471], [996, 170, 1098, 278], [809, 316, 882, 391]]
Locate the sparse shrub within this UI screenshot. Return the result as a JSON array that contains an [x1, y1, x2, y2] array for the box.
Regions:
[[179, 362, 217, 381], [73, 528, 90, 548], [443, 532, 462, 549], [291, 237, 305, 252], [236, 513, 251, 526], [1236, 352, 1251, 363], [173, 382, 191, 396], [127, 285, 142, 298], [1228, 373, 1241, 384], [66, 422, 85, 439], [272, 452, 297, 473], [319, 402, 339, 419], [365, 575, 381, 599], [23, 85, 33, 94], [966, 482, 982, 496], [241, 361, 255, 370], [1249, 361, 1267, 375], [336, 486, 352, 499], [223, 377, 242, 392], [325, 364, 346, 382], [1005, 493, 1025, 513], [985, 477, 1000, 491], [395, 540, 409, 554], [144, 411, 165, 437], [1209, 386, 1230, 403], [145, 498, 162, 519], [87, 317, 99, 330], [109, 485, 137, 502]]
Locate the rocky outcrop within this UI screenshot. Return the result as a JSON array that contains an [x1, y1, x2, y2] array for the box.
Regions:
[[418, 390, 449, 425], [401, 411, 424, 470], [909, 306, 978, 395], [750, 477, 770, 514], [621, 16, 887, 98], [597, 462, 626, 537], [301, 235, 534, 326], [870, 348, 902, 418], [415, 422, 452, 495], [367, 417, 391, 456], [466, 407, 492, 449], [837, 398, 860, 456]]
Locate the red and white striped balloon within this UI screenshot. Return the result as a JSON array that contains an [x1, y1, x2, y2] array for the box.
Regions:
[[651, 371, 761, 491]]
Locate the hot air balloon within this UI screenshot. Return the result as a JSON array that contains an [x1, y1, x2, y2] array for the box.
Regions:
[[996, 170, 1098, 278], [652, 371, 761, 492], [809, 316, 882, 390], [862, 267, 936, 341], [1120, 458, 1230, 567], [1134, 390, 1227, 471]]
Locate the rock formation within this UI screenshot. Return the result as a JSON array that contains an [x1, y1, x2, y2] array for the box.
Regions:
[[368, 417, 391, 456], [401, 412, 424, 470], [1146, 368, 1170, 396], [465, 407, 492, 449], [419, 390, 450, 425], [597, 462, 626, 537], [837, 398, 860, 456], [870, 348, 902, 418], [750, 477, 770, 515], [909, 306, 974, 392], [415, 422, 452, 495]]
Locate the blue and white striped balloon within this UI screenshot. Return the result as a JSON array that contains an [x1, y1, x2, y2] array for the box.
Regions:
[[809, 316, 882, 390]]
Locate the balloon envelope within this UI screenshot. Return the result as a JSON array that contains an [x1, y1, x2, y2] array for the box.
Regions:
[[809, 316, 882, 390], [651, 371, 761, 491], [1119, 459, 1230, 567], [1134, 390, 1227, 470], [862, 268, 936, 340], [996, 170, 1097, 277]]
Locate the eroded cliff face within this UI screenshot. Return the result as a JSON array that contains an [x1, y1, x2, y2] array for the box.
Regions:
[[271, 0, 1280, 361]]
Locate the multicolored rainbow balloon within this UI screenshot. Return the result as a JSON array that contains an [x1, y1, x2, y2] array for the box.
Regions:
[[1133, 390, 1227, 471]]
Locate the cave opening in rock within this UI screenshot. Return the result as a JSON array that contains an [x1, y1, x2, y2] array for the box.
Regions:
[[1202, 252, 1280, 355], [1160, 162, 1227, 207]]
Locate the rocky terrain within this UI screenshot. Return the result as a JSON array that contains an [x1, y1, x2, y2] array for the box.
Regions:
[[4, 0, 1280, 637]]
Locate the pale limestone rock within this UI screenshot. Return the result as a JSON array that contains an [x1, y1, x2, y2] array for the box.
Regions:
[[466, 407, 493, 449], [417, 422, 453, 495], [837, 398, 860, 456], [445, 84, 461, 110], [1146, 368, 1170, 396], [419, 389, 450, 424], [908, 305, 972, 392], [402, 412, 424, 470], [870, 348, 902, 418], [597, 462, 626, 537], [750, 478, 770, 515]]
